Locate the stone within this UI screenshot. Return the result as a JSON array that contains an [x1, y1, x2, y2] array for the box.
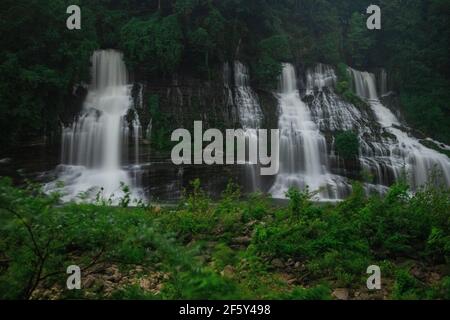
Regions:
[[332, 288, 349, 300], [271, 258, 284, 268], [429, 272, 441, 283], [245, 220, 258, 228], [221, 265, 235, 278], [84, 275, 96, 288], [139, 278, 152, 290], [232, 236, 251, 245], [135, 266, 144, 273]]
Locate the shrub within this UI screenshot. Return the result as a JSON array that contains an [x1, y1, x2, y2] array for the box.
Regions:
[[335, 131, 360, 160]]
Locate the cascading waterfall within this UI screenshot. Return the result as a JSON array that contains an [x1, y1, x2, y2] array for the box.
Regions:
[[228, 61, 264, 191], [378, 69, 389, 97], [306, 64, 368, 132], [305, 64, 380, 196], [306, 63, 337, 95], [46, 50, 144, 203], [270, 63, 345, 200], [348, 67, 450, 188], [233, 62, 263, 129]]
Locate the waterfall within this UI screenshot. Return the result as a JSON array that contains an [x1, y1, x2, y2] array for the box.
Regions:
[[233, 61, 263, 129], [133, 115, 141, 165], [47, 50, 145, 203], [378, 69, 389, 97], [133, 84, 144, 165], [306, 64, 368, 132], [228, 61, 263, 191], [270, 63, 347, 200], [306, 63, 337, 94], [348, 67, 450, 188]]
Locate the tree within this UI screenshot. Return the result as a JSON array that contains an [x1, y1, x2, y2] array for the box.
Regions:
[[346, 12, 374, 67], [120, 15, 183, 76], [0, 0, 98, 147], [252, 35, 293, 89]]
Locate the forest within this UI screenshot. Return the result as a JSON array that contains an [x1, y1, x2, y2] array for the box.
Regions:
[[0, 0, 449, 301]]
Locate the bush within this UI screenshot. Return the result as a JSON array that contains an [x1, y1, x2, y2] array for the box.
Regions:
[[252, 35, 293, 89], [335, 131, 360, 160], [0, 178, 196, 299]]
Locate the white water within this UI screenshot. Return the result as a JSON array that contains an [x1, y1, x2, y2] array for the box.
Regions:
[[233, 62, 263, 129], [306, 63, 337, 95], [47, 50, 144, 203], [227, 61, 263, 191], [348, 67, 450, 188], [306, 64, 368, 133], [378, 69, 389, 97], [270, 63, 346, 200]]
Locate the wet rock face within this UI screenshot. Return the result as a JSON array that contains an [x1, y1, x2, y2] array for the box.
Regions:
[[135, 77, 241, 135], [131, 62, 280, 136]]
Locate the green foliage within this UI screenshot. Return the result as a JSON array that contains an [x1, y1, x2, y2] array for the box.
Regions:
[[274, 285, 332, 300], [252, 35, 292, 89], [0, 176, 449, 300], [186, 7, 226, 77], [109, 285, 158, 300], [259, 35, 293, 62], [335, 131, 360, 160], [253, 179, 450, 291], [184, 178, 211, 214], [252, 54, 283, 90], [211, 243, 236, 271], [391, 269, 423, 300], [335, 63, 367, 108], [0, 0, 98, 147], [345, 13, 374, 68], [401, 92, 450, 144], [378, 0, 450, 143], [147, 94, 173, 151], [120, 15, 183, 75], [163, 268, 243, 300], [241, 192, 271, 222], [0, 177, 170, 299], [286, 187, 313, 217]]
